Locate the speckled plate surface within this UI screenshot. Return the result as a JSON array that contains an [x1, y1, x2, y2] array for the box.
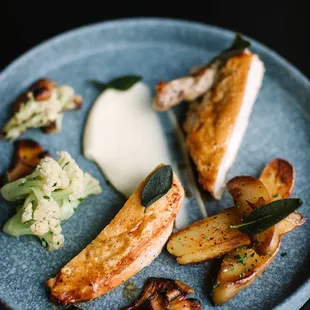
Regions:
[[0, 18, 310, 310]]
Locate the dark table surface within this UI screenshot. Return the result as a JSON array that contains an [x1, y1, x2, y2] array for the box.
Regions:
[[0, 1, 309, 309]]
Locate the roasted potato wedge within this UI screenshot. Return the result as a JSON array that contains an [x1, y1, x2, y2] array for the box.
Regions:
[[227, 176, 280, 256], [277, 211, 305, 234], [167, 208, 250, 264], [212, 246, 279, 305], [213, 158, 305, 305], [259, 158, 295, 199], [259, 158, 304, 233], [2, 139, 50, 184], [167, 161, 303, 264]]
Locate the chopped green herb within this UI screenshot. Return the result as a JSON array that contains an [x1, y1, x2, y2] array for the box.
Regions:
[[78, 197, 85, 202], [53, 182, 57, 187], [43, 195, 50, 200], [205, 235, 210, 240], [236, 203, 240, 208], [273, 194, 279, 198], [63, 162, 69, 168], [239, 269, 248, 278], [213, 281, 220, 289], [235, 254, 246, 266], [41, 238, 48, 248], [230, 265, 235, 271]]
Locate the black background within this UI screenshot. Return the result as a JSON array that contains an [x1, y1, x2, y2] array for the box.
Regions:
[[0, 1, 310, 78], [0, 1, 310, 309]]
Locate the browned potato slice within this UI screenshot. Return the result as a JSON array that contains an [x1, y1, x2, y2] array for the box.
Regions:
[[3, 139, 50, 183], [227, 176, 280, 256], [277, 211, 306, 234], [259, 158, 305, 234], [259, 158, 295, 199], [213, 159, 305, 305], [167, 208, 250, 264], [212, 246, 279, 305]]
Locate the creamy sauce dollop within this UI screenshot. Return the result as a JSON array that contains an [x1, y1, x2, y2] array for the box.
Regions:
[[84, 82, 170, 197], [83, 82, 206, 229]]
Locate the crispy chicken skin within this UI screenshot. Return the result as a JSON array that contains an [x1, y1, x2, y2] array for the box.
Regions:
[[184, 51, 265, 199], [47, 165, 184, 304]]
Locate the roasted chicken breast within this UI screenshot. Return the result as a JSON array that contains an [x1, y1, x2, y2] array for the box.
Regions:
[[47, 164, 184, 304], [184, 51, 265, 199], [153, 63, 218, 112]]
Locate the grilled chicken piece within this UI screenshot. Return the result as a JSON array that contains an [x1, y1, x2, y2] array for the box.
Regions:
[[122, 277, 200, 310], [184, 51, 265, 199], [47, 165, 184, 304], [153, 63, 219, 111], [1, 139, 50, 184]]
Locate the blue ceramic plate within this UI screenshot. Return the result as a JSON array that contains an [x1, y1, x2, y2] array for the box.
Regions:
[[0, 18, 309, 310]]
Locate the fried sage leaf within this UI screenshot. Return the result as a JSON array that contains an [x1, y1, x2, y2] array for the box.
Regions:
[[230, 198, 303, 234], [141, 165, 173, 207], [210, 33, 251, 65], [90, 75, 142, 92]]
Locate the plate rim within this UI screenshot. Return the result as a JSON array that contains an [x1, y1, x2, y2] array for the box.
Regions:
[[0, 17, 309, 310]]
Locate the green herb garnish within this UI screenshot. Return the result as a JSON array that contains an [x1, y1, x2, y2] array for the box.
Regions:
[[213, 281, 220, 289], [78, 197, 85, 202], [235, 254, 246, 266], [41, 238, 48, 248], [141, 165, 173, 208], [43, 196, 50, 200], [205, 235, 210, 240], [211, 33, 250, 65], [230, 198, 303, 234], [90, 75, 142, 92]]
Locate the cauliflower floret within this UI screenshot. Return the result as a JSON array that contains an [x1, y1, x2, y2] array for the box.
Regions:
[[57, 151, 84, 201], [1, 150, 101, 251], [82, 172, 102, 197], [1, 80, 83, 140], [36, 157, 69, 195], [42, 233, 65, 251], [21, 203, 33, 223], [30, 198, 61, 236]]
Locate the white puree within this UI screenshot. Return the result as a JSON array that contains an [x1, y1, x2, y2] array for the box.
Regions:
[[84, 82, 205, 229]]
